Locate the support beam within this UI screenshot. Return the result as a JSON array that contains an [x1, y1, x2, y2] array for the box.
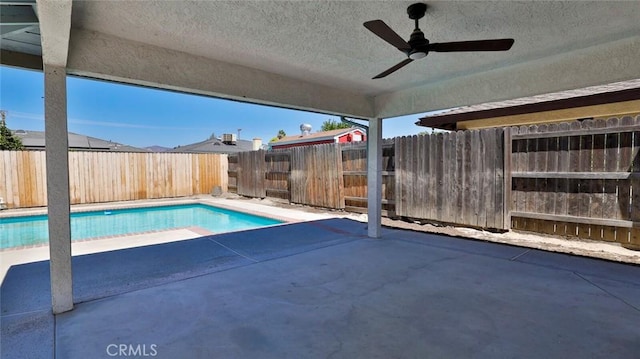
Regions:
[[0, 1, 37, 5], [0, 49, 42, 70], [44, 64, 73, 314], [38, 0, 73, 314], [0, 4, 38, 25], [36, 0, 71, 67], [66, 28, 375, 119], [367, 118, 383, 238], [374, 35, 640, 119], [0, 24, 31, 36]]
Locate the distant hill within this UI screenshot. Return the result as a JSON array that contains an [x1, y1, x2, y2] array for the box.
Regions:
[[144, 145, 171, 152]]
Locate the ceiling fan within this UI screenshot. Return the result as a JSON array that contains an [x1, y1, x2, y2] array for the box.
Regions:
[[364, 2, 514, 79]]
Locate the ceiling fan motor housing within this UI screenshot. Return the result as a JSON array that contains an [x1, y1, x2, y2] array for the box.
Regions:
[[408, 29, 429, 55], [407, 3, 429, 58]]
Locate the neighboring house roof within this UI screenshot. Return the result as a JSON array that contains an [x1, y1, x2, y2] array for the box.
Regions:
[[272, 128, 365, 147], [144, 145, 170, 152], [12, 130, 148, 152], [169, 137, 254, 154], [417, 79, 640, 130]]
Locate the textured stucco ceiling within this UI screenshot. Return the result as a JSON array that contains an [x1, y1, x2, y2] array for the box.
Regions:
[[41, 1, 640, 118]]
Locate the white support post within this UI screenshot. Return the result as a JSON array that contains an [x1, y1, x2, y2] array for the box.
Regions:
[[44, 64, 73, 314], [367, 118, 383, 238]]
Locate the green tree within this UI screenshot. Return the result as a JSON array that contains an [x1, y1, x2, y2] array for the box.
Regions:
[[270, 129, 287, 142], [0, 111, 24, 150], [321, 119, 351, 131]]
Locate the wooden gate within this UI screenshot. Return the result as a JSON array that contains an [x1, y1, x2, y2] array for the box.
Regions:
[[290, 144, 345, 209]]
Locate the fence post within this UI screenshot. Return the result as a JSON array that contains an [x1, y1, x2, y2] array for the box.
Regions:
[[503, 127, 512, 230]]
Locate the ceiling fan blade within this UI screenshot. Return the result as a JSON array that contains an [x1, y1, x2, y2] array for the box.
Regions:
[[364, 20, 411, 52], [428, 39, 514, 52], [373, 58, 413, 79]]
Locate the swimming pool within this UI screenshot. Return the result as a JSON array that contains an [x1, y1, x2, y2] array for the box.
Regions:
[[0, 204, 282, 250]]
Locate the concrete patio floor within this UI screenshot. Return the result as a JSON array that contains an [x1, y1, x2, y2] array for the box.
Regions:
[[2, 218, 639, 358]]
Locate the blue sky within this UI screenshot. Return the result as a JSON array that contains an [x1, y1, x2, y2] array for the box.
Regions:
[[0, 66, 433, 149]]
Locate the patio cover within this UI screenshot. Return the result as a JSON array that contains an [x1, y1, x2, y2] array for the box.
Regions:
[[2, 0, 639, 313]]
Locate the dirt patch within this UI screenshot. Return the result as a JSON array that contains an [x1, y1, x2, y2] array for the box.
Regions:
[[216, 194, 640, 265], [381, 217, 640, 264]]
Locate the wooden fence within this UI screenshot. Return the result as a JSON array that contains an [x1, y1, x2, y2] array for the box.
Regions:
[[228, 141, 396, 213], [342, 142, 396, 215], [290, 144, 345, 209], [395, 128, 505, 229], [236, 150, 266, 198], [0, 151, 228, 208], [506, 117, 640, 248], [228, 116, 639, 249]]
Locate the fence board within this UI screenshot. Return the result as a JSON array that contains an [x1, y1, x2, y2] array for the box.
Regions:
[[591, 119, 607, 240], [544, 124, 560, 234], [577, 120, 594, 238], [512, 126, 527, 229], [603, 118, 620, 241], [482, 128, 496, 228], [469, 131, 480, 226], [555, 122, 570, 235], [418, 135, 428, 219], [491, 128, 504, 230], [435, 134, 445, 222], [630, 116, 640, 248], [455, 131, 465, 224], [535, 125, 554, 235], [0, 151, 6, 206], [445, 133, 457, 223], [394, 137, 407, 216]]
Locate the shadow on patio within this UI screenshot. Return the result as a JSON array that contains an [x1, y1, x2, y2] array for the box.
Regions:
[[2, 218, 639, 358]]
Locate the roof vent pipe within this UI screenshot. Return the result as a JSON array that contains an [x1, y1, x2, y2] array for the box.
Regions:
[[252, 138, 262, 151], [300, 123, 312, 136]]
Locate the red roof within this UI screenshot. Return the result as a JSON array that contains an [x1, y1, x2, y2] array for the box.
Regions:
[[272, 128, 364, 146]]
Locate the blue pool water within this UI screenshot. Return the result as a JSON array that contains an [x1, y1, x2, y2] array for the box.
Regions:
[[0, 204, 282, 249]]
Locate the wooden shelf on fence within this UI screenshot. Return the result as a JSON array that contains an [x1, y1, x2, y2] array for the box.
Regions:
[[342, 171, 394, 176], [511, 171, 637, 180], [511, 124, 639, 140], [344, 196, 395, 205], [511, 211, 639, 228]]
